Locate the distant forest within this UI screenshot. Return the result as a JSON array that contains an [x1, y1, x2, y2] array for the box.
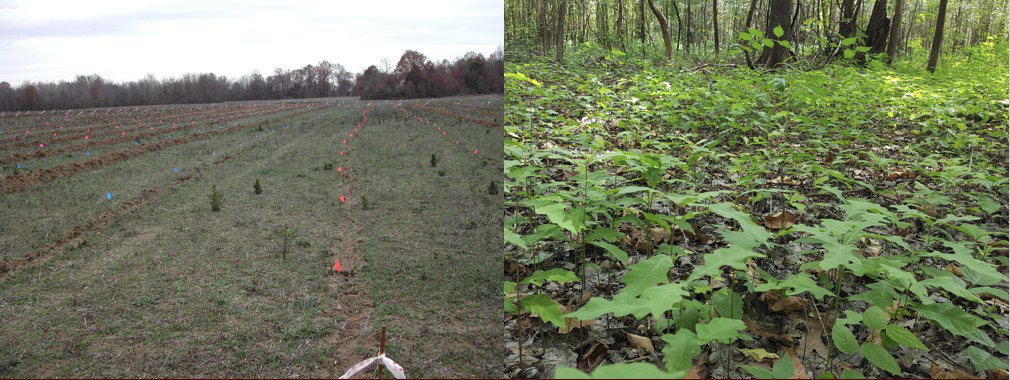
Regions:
[[0, 47, 504, 111]]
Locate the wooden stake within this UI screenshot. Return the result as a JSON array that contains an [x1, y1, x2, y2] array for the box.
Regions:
[[377, 326, 386, 379]]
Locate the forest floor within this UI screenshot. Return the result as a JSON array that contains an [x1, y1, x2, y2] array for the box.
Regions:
[[504, 46, 1009, 379], [0, 96, 504, 377]]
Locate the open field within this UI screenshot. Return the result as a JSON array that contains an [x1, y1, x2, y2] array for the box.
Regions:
[[0, 95, 503, 377]]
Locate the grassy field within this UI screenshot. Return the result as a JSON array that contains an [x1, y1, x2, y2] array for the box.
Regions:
[[0, 96, 503, 377]]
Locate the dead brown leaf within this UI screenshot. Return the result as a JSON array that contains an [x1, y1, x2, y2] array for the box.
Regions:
[[558, 305, 597, 334], [946, 265, 963, 277], [989, 368, 1009, 379], [762, 291, 810, 313], [931, 363, 979, 379], [577, 342, 609, 373], [764, 211, 798, 230], [743, 315, 797, 342], [785, 348, 810, 379], [626, 333, 655, 354], [796, 316, 831, 359]]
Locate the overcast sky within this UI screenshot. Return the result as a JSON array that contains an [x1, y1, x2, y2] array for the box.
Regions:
[[0, 0, 503, 84]]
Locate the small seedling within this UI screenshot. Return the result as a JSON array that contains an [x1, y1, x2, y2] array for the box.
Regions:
[[361, 195, 369, 210], [254, 178, 262, 194], [297, 240, 311, 248], [438, 170, 446, 177], [487, 181, 499, 195], [209, 184, 223, 211], [323, 162, 334, 171], [282, 226, 293, 260], [430, 154, 437, 167], [64, 152, 72, 158]]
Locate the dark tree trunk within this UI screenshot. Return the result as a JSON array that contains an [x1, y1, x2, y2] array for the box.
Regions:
[[757, 0, 793, 68], [861, 0, 890, 61], [926, 0, 947, 73], [712, 0, 720, 53], [617, 0, 625, 49], [886, 0, 903, 62], [686, 0, 692, 53], [556, 0, 568, 61], [672, 0, 682, 51], [741, 0, 760, 68], [839, 0, 856, 38], [647, 0, 673, 58], [538, 0, 550, 54]]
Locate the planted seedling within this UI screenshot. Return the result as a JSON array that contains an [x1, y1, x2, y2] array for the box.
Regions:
[[209, 184, 223, 211], [254, 178, 262, 194]]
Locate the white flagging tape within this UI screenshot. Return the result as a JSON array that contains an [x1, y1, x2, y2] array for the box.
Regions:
[[338, 353, 406, 379]]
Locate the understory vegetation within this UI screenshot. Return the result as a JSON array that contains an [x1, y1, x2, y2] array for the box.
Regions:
[[504, 40, 1008, 379]]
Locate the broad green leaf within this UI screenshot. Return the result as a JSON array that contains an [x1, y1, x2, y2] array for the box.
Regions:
[[622, 255, 674, 297], [712, 288, 744, 319], [911, 303, 986, 338], [773, 25, 785, 38], [707, 203, 770, 249], [521, 294, 565, 328], [860, 342, 902, 375], [832, 322, 859, 354], [772, 351, 795, 379], [763, 38, 775, 48], [522, 269, 580, 286], [661, 330, 700, 377], [755, 273, 833, 300], [840, 370, 865, 378], [778, 40, 792, 48], [589, 241, 629, 263], [855, 46, 871, 53], [690, 245, 766, 281], [918, 276, 983, 303], [964, 346, 1007, 372], [862, 306, 888, 330], [843, 49, 856, 59], [841, 37, 857, 46], [696, 317, 747, 344], [739, 365, 775, 379], [505, 228, 527, 249], [505, 282, 518, 313], [739, 31, 753, 41], [566, 293, 648, 320], [641, 282, 688, 318], [976, 195, 1001, 214], [555, 363, 674, 379], [925, 250, 1003, 286], [884, 325, 926, 349]]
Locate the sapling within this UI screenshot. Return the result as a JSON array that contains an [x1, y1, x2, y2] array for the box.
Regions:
[[254, 178, 262, 194], [430, 154, 437, 167], [209, 184, 223, 211], [282, 226, 293, 260]]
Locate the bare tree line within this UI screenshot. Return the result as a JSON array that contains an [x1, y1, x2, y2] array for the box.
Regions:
[[0, 47, 504, 111]]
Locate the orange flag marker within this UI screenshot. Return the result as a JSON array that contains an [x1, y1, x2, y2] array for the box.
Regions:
[[333, 258, 343, 272]]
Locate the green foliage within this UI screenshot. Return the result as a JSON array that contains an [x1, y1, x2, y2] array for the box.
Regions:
[[253, 178, 262, 194], [208, 184, 223, 211]]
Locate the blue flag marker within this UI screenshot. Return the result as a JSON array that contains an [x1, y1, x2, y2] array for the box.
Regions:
[[173, 168, 180, 174], [256, 134, 259, 140], [212, 152, 216, 157], [17, 163, 22, 169], [272, 128, 275, 133], [85, 151, 90, 157], [106, 193, 112, 200]]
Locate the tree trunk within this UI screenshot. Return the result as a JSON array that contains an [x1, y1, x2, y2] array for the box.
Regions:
[[556, 0, 568, 61], [886, 0, 903, 62], [672, 0, 682, 51], [617, 0, 625, 49], [647, 0, 674, 58], [712, 0, 720, 53], [686, 0, 692, 53], [839, 0, 856, 38], [758, 0, 793, 68], [926, 0, 947, 73], [862, 0, 890, 60], [538, 0, 550, 54]]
